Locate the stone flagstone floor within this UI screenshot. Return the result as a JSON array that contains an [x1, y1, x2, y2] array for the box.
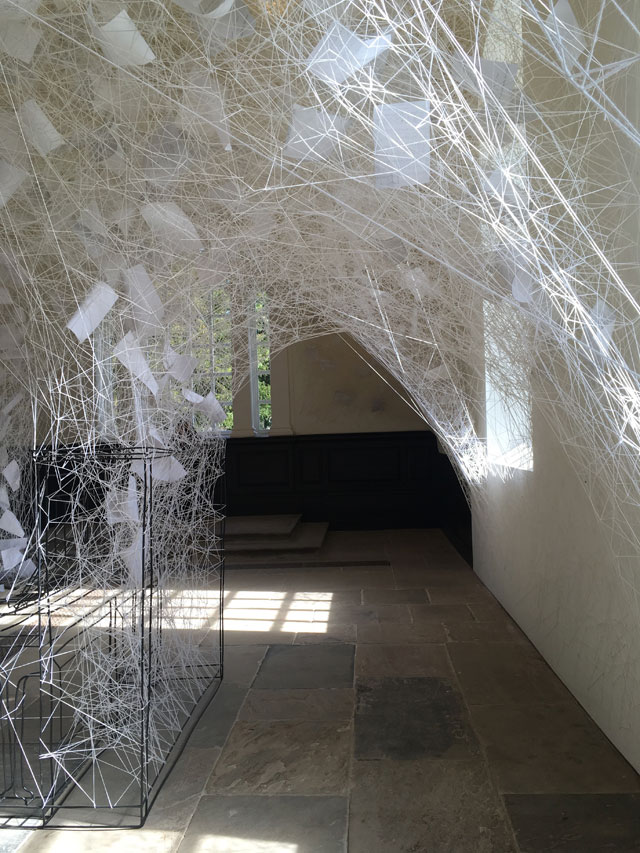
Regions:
[[10, 529, 640, 852]]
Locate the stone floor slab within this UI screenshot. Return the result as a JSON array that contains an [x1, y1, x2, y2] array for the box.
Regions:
[[354, 676, 479, 760], [471, 702, 640, 793], [349, 759, 516, 853], [238, 688, 354, 721], [206, 720, 351, 795], [445, 620, 528, 643], [294, 624, 356, 644], [409, 603, 476, 624], [362, 588, 428, 604], [504, 793, 640, 852], [177, 795, 348, 853], [356, 620, 446, 644], [222, 645, 268, 686], [355, 643, 452, 678], [253, 644, 354, 689], [188, 683, 247, 748], [448, 642, 571, 705]]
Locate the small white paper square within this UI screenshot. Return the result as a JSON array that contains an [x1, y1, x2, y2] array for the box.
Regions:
[[306, 21, 393, 85], [67, 281, 118, 343], [374, 100, 430, 188], [284, 104, 348, 161]]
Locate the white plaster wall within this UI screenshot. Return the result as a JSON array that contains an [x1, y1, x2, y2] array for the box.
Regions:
[[473, 404, 640, 772]]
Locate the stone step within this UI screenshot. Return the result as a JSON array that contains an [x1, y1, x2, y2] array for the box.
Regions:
[[225, 521, 329, 556], [225, 514, 302, 540]]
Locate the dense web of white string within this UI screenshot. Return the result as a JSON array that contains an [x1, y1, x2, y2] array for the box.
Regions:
[[0, 0, 638, 818]]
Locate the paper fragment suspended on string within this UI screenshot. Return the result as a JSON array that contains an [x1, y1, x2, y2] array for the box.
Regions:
[[451, 55, 518, 106], [373, 100, 430, 188], [67, 281, 119, 343], [18, 100, 64, 157], [131, 455, 188, 483], [0, 537, 27, 551], [307, 21, 393, 84], [105, 475, 139, 525], [182, 388, 226, 423], [284, 104, 347, 161], [90, 8, 156, 67], [178, 72, 233, 150], [0, 510, 24, 537], [0, 0, 42, 21], [113, 332, 159, 395], [198, 0, 254, 55], [124, 265, 164, 340], [0, 20, 41, 63], [165, 346, 197, 383], [121, 526, 143, 585], [2, 460, 20, 491], [0, 160, 28, 208], [1, 547, 23, 572], [141, 202, 204, 256]]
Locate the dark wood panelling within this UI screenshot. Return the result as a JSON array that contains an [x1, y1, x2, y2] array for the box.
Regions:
[[220, 431, 472, 561]]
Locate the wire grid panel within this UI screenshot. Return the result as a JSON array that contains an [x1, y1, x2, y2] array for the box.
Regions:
[[0, 443, 224, 829]]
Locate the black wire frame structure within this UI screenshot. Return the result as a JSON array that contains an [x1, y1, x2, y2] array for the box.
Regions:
[[0, 443, 225, 829]]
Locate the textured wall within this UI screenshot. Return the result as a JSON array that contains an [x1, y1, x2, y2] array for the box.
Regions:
[[286, 334, 428, 435], [473, 405, 640, 772]]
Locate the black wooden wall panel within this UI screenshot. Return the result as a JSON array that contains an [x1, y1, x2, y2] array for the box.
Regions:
[[221, 431, 471, 554]]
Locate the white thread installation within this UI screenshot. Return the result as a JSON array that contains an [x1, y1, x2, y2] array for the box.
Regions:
[[0, 0, 638, 819]]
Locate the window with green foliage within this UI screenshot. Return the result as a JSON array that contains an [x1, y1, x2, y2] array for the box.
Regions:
[[250, 297, 271, 432], [170, 289, 234, 432]]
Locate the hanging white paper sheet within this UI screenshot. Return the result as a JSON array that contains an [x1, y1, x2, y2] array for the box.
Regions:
[[284, 104, 347, 161], [131, 455, 187, 482], [198, 0, 254, 54], [1, 394, 21, 419], [121, 526, 143, 585], [143, 124, 190, 187], [18, 100, 64, 157], [0, 537, 27, 551], [0, 510, 24, 537], [0, 485, 9, 510], [3, 460, 20, 491], [546, 0, 585, 73], [0, 20, 41, 63], [16, 557, 35, 580], [451, 55, 518, 106], [178, 72, 233, 150], [183, 388, 226, 423], [307, 21, 393, 85], [67, 281, 118, 343], [124, 264, 164, 340], [90, 8, 155, 67], [147, 425, 167, 449], [141, 202, 203, 256], [105, 474, 139, 525], [174, 0, 234, 14], [0, 111, 28, 167], [165, 345, 197, 383], [0, 0, 42, 21], [0, 159, 28, 209], [1, 547, 23, 572], [113, 331, 159, 396], [373, 100, 430, 188]]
